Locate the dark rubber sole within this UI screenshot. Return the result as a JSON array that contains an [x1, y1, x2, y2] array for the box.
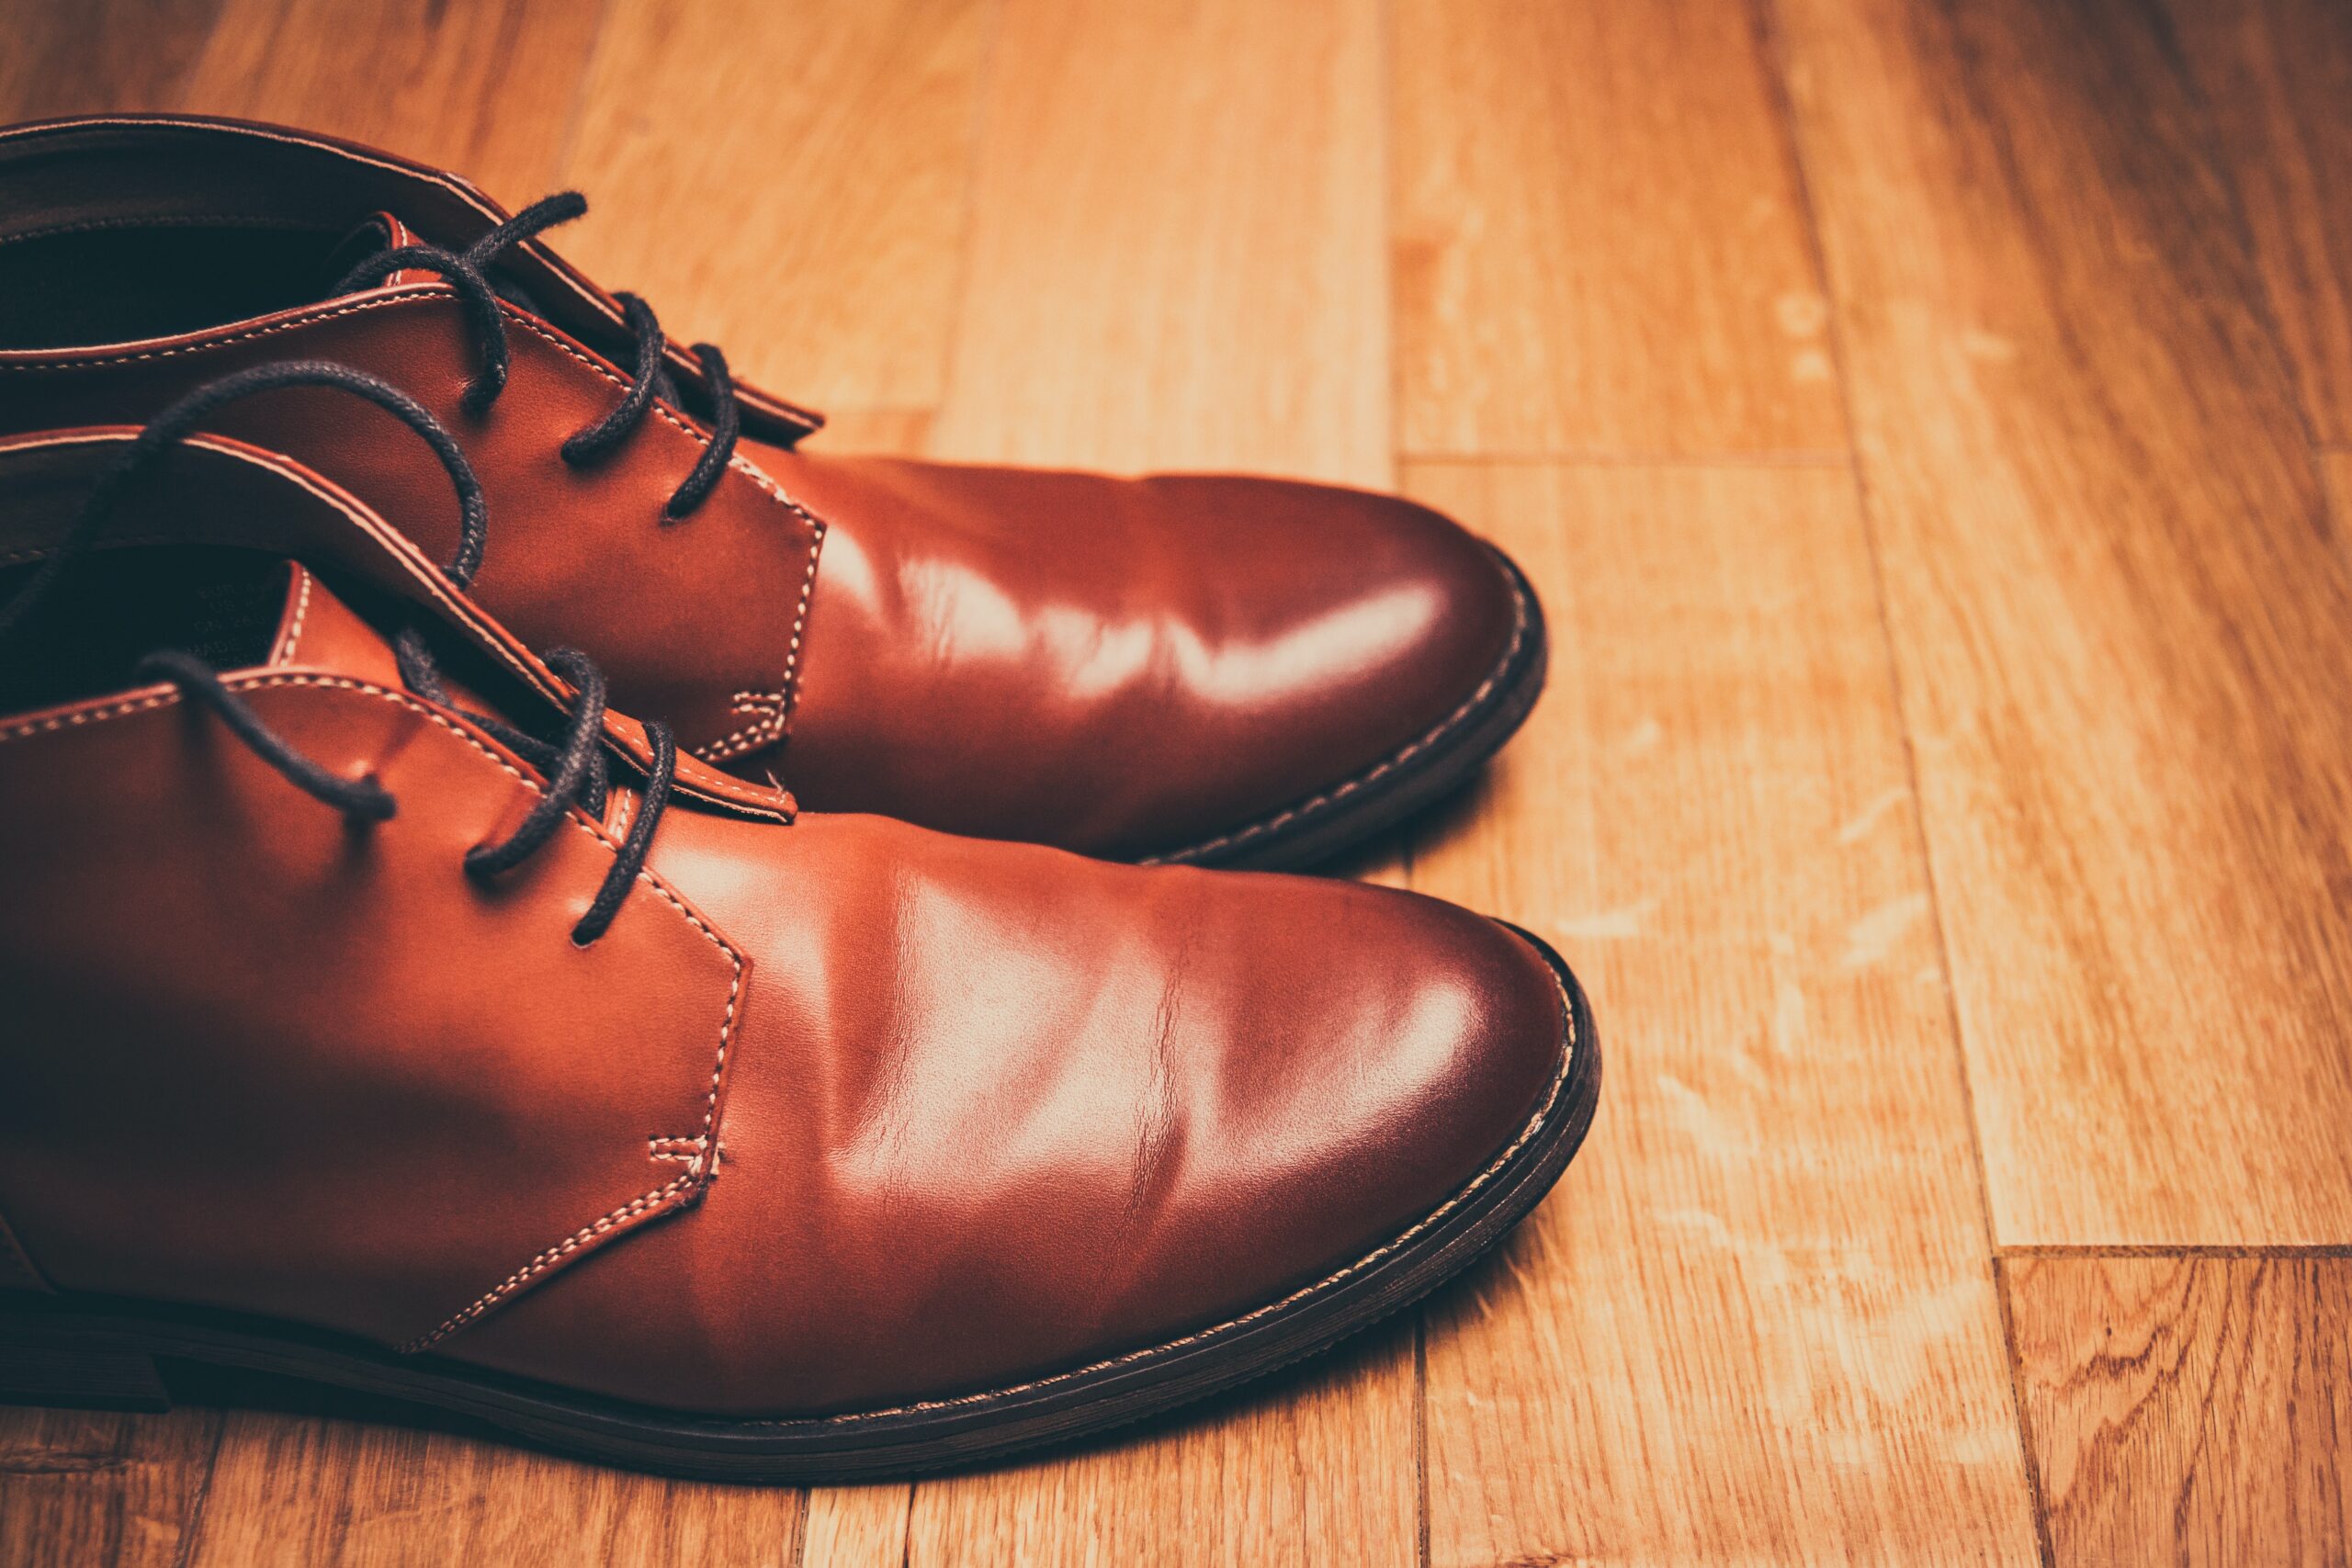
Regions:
[[1148, 542, 1550, 872], [0, 927, 1599, 1484]]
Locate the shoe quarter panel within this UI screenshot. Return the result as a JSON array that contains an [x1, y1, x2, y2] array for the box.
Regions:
[[0, 291, 825, 768], [0, 675, 742, 1351]]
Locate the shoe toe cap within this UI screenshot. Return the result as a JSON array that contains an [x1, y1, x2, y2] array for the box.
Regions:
[[1133, 477, 1537, 856], [1086, 874, 1574, 1338]]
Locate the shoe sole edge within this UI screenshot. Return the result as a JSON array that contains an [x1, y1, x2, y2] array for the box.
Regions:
[[1145, 541, 1550, 872]]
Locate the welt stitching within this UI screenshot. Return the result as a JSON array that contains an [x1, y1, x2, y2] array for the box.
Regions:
[[735, 958, 1579, 1427], [0, 671, 746, 1349], [1143, 565, 1531, 864], [273, 568, 315, 664]]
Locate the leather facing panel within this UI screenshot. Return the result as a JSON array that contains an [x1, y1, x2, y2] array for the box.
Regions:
[[0, 671, 745, 1349]]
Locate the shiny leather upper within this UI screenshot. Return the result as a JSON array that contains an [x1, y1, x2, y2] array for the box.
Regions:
[[0, 114, 1531, 861], [0, 434, 1570, 1415]]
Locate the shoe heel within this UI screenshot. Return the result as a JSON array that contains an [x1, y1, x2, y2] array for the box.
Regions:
[[0, 1330, 172, 1413]]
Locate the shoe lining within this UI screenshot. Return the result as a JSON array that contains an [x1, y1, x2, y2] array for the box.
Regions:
[[0, 547, 288, 716], [0, 222, 344, 350]]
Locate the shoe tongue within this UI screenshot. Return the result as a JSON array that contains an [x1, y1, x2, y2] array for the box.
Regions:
[[320, 209, 429, 294], [264, 565, 405, 688]]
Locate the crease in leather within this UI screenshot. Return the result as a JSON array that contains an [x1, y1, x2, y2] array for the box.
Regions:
[[607, 950, 1579, 1428]]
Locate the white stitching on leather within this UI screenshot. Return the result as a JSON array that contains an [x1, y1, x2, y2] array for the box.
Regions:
[[0, 289, 440, 369], [0, 689, 181, 741], [1144, 562, 1532, 865], [0, 432, 795, 828], [0, 118, 819, 434], [0, 291, 832, 762], [272, 568, 315, 665], [0, 671, 746, 1350], [702, 512, 827, 765], [497, 307, 829, 761]]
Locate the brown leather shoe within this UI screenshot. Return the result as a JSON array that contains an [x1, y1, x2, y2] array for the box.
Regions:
[[0, 384, 1596, 1479], [0, 114, 1547, 868]]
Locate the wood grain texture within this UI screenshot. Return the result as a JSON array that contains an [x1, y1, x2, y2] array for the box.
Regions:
[[0, 1408, 220, 1568], [561, 0, 989, 420], [1403, 462, 2037, 1566], [904, 1325, 1418, 1568], [2325, 451, 2352, 527], [797, 1483, 909, 1568], [0, 0, 222, 120], [928, 0, 1387, 480], [164, 0, 605, 198], [1392, 0, 1845, 459], [1776, 0, 2352, 1244], [182, 1409, 802, 1567], [2007, 1254, 2352, 1566], [2170, 0, 2352, 446]]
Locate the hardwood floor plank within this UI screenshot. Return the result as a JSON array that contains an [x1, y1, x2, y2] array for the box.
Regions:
[[0, 1407, 221, 1568], [183, 1409, 802, 1567], [1405, 462, 2037, 1565], [1391, 0, 1846, 460], [908, 1325, 1418, 1568], [0, 0, 220, 120], [2007, 1254, 2352, 1566], [560, 0, 990, 422], [797, 1483, 910, 1568], [929, 0, 1386, 481], [2325, 451, 2352, 527], [166, 0, 605, 197], [2169, 0, 2352, 446], [1775, 0, 2352, 1243]]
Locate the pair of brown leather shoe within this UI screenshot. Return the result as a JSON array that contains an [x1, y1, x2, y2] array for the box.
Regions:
[[0, 117, 1596, 1480]]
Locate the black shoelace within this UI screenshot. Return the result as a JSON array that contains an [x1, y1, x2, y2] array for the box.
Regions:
[[336, 192, 742, 522], [0, 360, 678, 947]]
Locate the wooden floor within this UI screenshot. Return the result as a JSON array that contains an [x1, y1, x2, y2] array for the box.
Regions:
[[5, 0, 2350, 1562]]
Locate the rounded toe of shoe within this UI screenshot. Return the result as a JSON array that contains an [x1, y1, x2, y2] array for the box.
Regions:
[[1091, 874, 1577, 1344], [1138, 476, 1543, 862]]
